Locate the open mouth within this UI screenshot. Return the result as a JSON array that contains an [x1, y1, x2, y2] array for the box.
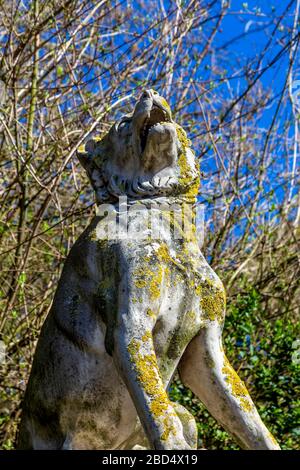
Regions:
[[140, 104, 171, 153]]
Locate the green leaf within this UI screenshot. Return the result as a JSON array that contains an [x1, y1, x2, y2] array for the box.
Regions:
[[57, 65, 64, 77]]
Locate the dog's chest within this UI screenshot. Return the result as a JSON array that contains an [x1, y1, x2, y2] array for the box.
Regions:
[[152, 257, 203, 374]]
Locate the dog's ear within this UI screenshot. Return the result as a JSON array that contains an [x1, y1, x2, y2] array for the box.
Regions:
[[77, 137, 100, 172], [77, 137, 109, 201]]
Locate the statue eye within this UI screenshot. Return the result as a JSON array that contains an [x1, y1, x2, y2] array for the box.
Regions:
[[117, 119, 130, 131]]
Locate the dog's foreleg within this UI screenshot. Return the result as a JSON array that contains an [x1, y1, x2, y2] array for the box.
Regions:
[[179, 323, 280, 450], [112, 275, 192, 450]]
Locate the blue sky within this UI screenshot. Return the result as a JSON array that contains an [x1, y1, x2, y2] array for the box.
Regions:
[[53, 0, 299, 233]]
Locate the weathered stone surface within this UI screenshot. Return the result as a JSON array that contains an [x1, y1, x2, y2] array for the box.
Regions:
[[17, 89, 280, 450]]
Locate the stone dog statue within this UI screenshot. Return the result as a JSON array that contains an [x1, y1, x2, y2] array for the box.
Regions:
[[18, 89, 280, 450]]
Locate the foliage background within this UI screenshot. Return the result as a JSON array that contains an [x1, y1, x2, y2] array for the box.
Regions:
[[0, 0, 299, 449]]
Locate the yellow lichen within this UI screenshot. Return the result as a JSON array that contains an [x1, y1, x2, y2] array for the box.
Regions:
[[177, 152, 190, 184], [196, 278, 226, 323], [195, 284, 202, 296], [78, 144, 86, 154], [134, 260, 165, 301], [161, 415, 178, 441], [90, 229, 98, 241], [149, 265, 163, 300], [135, 277, 148, 289], [127, 338, 141, 357], [175, 124, 200, 200], [186, 310, 196, 321], [200, 290, 225, 322], [156, 243, 171, 262], [127, 339, 171, 419], [149, 396, 170, 417], [239, 397, 253, 412], [159, 97, 172, 116], [222, 358, 253, 412], [147, 308, 157, 319], [185, 177, 201, 199], [142, 330, 152, 343], [93, 135, 104, 142], [78, 134, 105, 153], [176, 124, 191, 149], [267, 430, 279, 446]]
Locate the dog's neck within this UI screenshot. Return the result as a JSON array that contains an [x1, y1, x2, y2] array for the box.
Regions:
[[96, 194, 197, 210], [94, 173, 199, 206]]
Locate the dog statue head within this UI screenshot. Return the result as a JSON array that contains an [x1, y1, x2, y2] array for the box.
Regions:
[[77, 89, 199, 203]]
